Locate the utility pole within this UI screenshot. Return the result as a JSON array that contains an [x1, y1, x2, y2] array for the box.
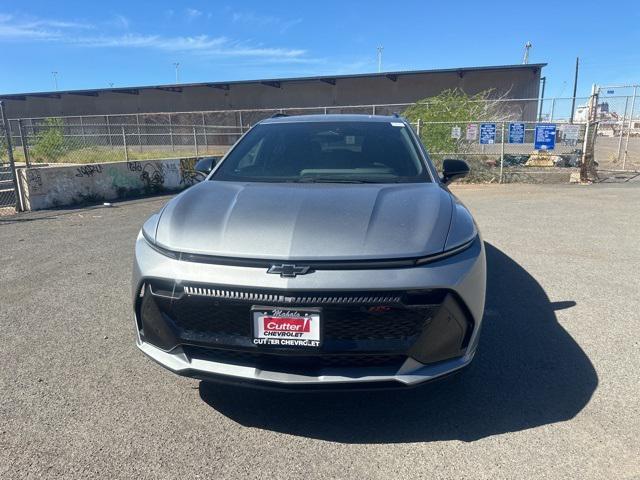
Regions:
[[173, 62, 180, 84], [51, 71, 59, 90], [376, 46, 384, 73], [522, 41, 532, 64], [570, 57, 580, 124]]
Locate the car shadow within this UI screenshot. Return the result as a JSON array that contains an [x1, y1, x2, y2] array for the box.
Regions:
[[198, 243, 598, 443]]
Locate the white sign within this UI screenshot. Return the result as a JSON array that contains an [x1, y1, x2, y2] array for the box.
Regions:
[[451, 126, 461, 139], [466, 124, 478, 141], [561, 124, 580, 141]]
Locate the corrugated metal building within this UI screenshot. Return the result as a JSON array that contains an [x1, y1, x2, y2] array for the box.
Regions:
[[0, 63, 545, 119]]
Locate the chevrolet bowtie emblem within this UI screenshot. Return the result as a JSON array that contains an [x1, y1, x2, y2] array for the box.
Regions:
[[267, 264, 312, 278]]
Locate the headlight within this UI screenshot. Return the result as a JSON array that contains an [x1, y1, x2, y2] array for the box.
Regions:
[[141, 214, 160, 244], [444, 201, 477, 251], [415, 202, 478, 265], [140, 213, 180, 259]]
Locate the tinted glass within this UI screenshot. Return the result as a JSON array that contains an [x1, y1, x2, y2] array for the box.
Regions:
[[212, 121, 430, 183]]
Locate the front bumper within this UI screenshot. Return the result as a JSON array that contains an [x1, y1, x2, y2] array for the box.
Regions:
[[137, 339, 474, 387], [132, 233, 486, 387]]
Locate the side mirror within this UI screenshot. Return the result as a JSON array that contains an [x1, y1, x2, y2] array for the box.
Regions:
[[194, 156, 218, 177], [441, 159, 470, 185]]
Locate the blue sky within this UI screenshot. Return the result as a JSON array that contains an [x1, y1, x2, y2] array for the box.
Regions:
[[1, 0, 639, 97]]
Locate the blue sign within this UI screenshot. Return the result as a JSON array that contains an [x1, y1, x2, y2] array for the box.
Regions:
[[508, 123, 525, 144], [607, 90, 615, 94], [534, 124, 557, 150], [479, 123, 496, 144]]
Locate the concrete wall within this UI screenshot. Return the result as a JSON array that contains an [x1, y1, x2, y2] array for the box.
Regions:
[[2, 65, 544, 120], [18, 157, 200, 211]]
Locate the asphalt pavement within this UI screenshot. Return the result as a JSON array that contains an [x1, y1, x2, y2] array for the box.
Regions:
[[1, 183, 639, 479]]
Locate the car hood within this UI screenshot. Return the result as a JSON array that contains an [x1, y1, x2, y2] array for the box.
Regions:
[[154, 181, 453, 261]]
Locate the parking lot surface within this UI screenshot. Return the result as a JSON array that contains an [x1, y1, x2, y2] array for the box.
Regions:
[[1, 183, 639, 479]]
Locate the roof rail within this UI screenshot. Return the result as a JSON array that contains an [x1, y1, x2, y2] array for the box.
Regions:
[[270, 112, 289, 118]]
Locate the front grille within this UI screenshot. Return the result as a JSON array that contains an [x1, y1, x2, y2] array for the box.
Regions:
[[186, 346, 406, 372], [155, 295, 435, 342], [171, 298, 252, 336], [139, 281, 472, 367], [182, 285, 402, 305], [322, 306, 431, 340]]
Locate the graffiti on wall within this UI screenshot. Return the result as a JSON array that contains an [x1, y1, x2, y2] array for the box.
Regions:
[[126, 161, 143, 172], [140, 163, 165, 191], [24, 157, 204, 210], [27, 169, 43, 192], [179, 158, 200, 186], [75, 165, 103, 177], [107, 166, 139, 190]]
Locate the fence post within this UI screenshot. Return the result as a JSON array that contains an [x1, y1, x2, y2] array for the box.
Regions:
[[106, 115, 113, 147], [18, 119, 30, 167], [168, 114, 174, 152], [0, 101, 25, 212], [239, 111, 244, 134], [616, 96, 629, 162], [136, 114, 142, 153], [416, 118, 422, 137], [499, 122, 505, 184], [622, 86, 637, 170], [121, 126, 129, 161], [79, 116, 87, 147], [580, 85, 599, 182], [202, 112, 208, 153], [193, 126, 199, 157], [372, 105, 376, 115], [550, 99, 556, 122]]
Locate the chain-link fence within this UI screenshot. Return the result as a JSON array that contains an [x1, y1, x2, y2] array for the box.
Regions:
[[409, 120, 586, 183], [2, 92, 636, 185], [594, 86, 640, 172], [11, 120, 241, 166], [0, 101, 22, 211]]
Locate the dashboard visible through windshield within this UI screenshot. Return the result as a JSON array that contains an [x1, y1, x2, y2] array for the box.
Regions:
[[211, 120, 432, 184]]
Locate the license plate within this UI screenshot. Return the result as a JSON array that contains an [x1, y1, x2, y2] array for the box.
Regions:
[[252, 307, 321, 348]]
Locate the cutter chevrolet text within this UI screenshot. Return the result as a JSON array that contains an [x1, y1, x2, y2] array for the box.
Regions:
[[132, 114, 486, 388]]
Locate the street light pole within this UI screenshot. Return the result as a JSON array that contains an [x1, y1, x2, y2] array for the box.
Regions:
[[173, 62, 180, 84], [376, 46, 384, 73], [51, 71, 59, 90], [522, 41, 532, 64]]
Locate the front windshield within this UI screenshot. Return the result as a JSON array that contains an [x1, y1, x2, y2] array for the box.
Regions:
[[212, 120, 431, 183]]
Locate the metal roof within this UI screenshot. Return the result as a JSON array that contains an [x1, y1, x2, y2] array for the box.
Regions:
[[0, 63, 546, 100]]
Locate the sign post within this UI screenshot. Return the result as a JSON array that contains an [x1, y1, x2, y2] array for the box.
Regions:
[[500, 123, 505, 184]]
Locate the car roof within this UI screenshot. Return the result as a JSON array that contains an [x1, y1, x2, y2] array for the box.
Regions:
[[259, 114, 404, 125]]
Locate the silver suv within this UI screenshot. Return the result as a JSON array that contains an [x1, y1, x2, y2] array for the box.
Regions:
[[132, 115, 486, 389]]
